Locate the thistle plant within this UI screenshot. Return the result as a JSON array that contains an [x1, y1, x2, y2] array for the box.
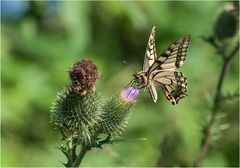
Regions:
[[194, 1, 239, 166], [50, 59, 141, 167]]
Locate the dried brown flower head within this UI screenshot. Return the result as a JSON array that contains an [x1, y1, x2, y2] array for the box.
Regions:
[[69, 59, 99, 95]]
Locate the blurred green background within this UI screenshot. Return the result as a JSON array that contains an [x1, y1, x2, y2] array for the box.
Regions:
[[1, 1, 239, 167]]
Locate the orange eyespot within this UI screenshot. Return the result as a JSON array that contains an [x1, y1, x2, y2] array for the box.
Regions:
[[166, 95, 172, 100], [166, 95, 176, 105]]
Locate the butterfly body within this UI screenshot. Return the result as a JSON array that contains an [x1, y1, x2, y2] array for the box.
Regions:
[[133, 26, 191, 105], [133, 71, 148, 87]]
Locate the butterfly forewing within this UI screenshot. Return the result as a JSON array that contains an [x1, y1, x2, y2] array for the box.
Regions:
[[148, 35, 191, 72], [143, 26, 157, 72]]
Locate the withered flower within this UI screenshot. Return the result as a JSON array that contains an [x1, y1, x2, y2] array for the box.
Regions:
[[69, 59, 99, 95]]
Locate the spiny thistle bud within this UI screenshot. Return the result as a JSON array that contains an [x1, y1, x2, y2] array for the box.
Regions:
[[50, 86, 102, 142], [214, 2, 238, 40], [99, 87, 140, 135], [69, 59, 99, 95]]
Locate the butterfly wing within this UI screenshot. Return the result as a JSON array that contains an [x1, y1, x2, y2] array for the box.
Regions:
[[152, 70, 187, 104], [148, 83, 158, 103], [148, 35, 191, 72], [143, 26, 157, 72]]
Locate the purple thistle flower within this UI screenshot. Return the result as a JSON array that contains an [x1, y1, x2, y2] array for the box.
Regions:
[[121, 87, 140, 102]]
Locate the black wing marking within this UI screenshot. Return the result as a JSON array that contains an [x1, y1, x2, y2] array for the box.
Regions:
[[148, 35, 191, 73]]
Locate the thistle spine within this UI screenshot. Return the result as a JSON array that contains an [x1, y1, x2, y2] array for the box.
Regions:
[[50, 85, 102, 142]]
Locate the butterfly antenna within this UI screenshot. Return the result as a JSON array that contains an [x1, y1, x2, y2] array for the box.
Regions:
[[122, 59, 128, 65], [122, 59, 139, 75]]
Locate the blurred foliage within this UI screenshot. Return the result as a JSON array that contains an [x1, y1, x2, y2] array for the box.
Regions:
[[1, 1, 239, 167]]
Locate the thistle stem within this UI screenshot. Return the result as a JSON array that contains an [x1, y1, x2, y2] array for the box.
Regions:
[[68, 140, 75, 166], [72, 129, 102, 167], [194, 42, 239, 167], [72, 143, 88, 167]]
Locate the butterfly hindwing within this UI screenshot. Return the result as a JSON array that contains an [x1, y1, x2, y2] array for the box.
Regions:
[[143, 26, 157, 72], [148, 35, 191, 72], [152, 70, 187, 104]]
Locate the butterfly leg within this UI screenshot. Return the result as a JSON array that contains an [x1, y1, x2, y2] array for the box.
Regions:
[[125, 79, 135, 88]]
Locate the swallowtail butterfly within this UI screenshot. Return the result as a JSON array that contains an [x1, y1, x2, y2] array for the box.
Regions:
[[132, 26, 191, 105]]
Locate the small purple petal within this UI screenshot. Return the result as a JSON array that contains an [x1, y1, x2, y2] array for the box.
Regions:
[[121, 87, 140, 102]]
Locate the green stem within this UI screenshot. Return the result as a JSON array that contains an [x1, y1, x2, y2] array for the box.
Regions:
[[68, 140, 74, 166], [72, 129, 102, 167], [72, 143, 88, 167], [194, 42, 239, 167], [65, 135, 77, 167]]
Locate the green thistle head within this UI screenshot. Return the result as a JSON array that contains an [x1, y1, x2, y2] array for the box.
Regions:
[[99, 87, 140, 135], [214, 4, 238, 40], [50, 86, 101, 130]]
